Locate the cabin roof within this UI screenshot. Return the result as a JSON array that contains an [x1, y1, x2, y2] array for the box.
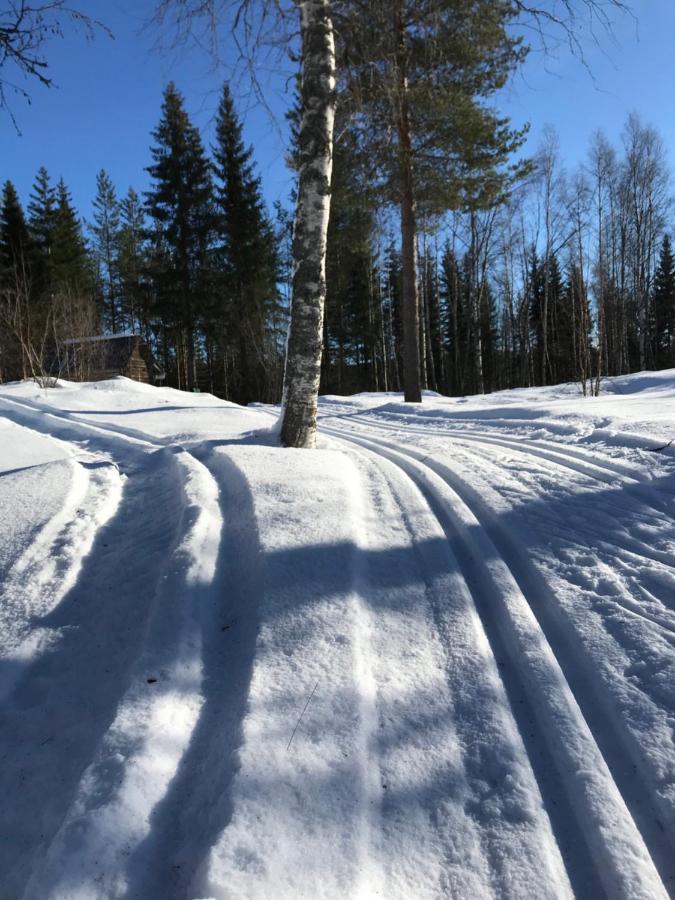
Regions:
[[61, 335, 165, 380]]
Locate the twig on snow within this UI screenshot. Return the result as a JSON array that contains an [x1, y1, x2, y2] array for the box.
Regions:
[[287, 680, 319, 751]]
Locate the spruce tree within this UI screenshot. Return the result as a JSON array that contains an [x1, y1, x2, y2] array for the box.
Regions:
[[563, 261, 592, 387], [0, 181, 31, 282], [322, 112, 380, 394], [51, 178, 89, 295], [27, 166, 56, 298], [544, 253, 565, 384], [654, 234, 675, 368], [90, 169, 121, 333], [529, 250, 545, 385], [212, 82, 280, 403], [0, 181, 32, 379], [479, 283, 499, 393], [145, 82, 215, 390], [419, 245, 443, 393], [440, 244, 469, 395], [27, 167, 55, 249], [118, 188, 147, 337], [383, 242, 403, 391], [529, 251, 565, 386]]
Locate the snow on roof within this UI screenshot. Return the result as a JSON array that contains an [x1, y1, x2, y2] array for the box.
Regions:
[[63, 333, 136, 346]]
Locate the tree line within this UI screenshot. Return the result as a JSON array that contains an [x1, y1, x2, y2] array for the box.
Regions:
[[0, 81, 283, 403], [3, 2, 672, 421], [2, 93, 673, 404], [321, 115, 675, 399], [0, 1, 649, 446]]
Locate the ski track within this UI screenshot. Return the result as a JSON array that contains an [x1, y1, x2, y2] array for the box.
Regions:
[[321, 422, 672, 899], [319, 410, 673, 518], [0, 443, 122, 705], [199, 446, 385, 900], [2, 391, 675, 898], [343, 449, 575, 899], [0, 397, 235, 899], [338, 417, 675, 648]]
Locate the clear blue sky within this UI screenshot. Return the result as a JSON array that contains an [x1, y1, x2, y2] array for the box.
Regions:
[[2, 0, 674, 225]]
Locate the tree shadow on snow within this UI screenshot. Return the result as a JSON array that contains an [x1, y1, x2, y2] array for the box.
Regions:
[[122, 450, 264, 900], [0, 448, 187, 899]]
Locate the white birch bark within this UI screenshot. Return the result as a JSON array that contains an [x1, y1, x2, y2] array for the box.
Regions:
[[279, 0, 336, 448]]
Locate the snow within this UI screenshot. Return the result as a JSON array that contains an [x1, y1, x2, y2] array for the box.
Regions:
[[63, 332, 136, 344], [1, 371, 674, 898]]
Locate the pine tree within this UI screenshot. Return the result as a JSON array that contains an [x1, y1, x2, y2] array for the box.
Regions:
[[338, 0, 528, 402], [90, 169, 121, 333], [654, 234, 675, 368], [145, 82, 215, 390], [212, 82, 280, 403]]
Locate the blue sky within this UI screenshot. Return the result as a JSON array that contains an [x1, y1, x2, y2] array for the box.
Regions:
[[2, 0, 674, 225]]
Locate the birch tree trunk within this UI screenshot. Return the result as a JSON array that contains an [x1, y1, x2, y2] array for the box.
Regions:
[[279, 0, 336, 448]]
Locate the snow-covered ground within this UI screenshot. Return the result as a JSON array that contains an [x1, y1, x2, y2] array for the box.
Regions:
[[1, 371, 674, 899]]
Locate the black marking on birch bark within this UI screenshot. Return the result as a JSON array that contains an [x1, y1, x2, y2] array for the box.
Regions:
[[280, 0, 336, 448]]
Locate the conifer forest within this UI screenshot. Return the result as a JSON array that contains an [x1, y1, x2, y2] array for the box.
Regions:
[[1, 3, 674, 408]]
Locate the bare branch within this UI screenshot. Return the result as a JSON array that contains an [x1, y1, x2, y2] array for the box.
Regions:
[[512, 0, 633, 66], [0, 0, 112, 131], [147, 0, 298, 142]]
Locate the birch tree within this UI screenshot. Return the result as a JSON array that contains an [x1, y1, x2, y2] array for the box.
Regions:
[[279, 1, 336, 446], [620, 114, 669, 370], [153, 0, 336, 446]]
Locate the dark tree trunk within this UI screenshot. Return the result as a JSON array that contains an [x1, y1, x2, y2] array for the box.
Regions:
[[395, 1, 421, 403]]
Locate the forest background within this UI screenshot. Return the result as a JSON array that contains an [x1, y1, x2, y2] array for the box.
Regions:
[[2, 0, 675, 401]]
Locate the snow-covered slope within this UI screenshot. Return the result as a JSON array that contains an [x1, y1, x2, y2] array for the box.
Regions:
[[1, 372, 674, 899]]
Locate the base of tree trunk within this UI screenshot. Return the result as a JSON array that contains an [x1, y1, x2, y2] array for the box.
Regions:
[[280, 400, 317, 449]]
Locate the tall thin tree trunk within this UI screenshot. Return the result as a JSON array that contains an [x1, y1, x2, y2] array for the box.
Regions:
[[419, 254, 428, 390], [395, 0, 421, 403], [279, 0, 336, 448], [379, 276, 389, 392], [387, 283, 398, 391], [422, 252, 437, 392]]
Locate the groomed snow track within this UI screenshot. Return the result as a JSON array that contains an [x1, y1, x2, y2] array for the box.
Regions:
[[321, 421, 674, 899], [1, 384, 674, 899], [0, 394, 254, 898]]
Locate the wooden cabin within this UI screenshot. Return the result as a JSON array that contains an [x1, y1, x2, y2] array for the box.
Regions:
[[59, 335, 165, 385]]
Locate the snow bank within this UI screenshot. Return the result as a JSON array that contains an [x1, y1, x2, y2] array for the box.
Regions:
[[1, 372, 674, 899]]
